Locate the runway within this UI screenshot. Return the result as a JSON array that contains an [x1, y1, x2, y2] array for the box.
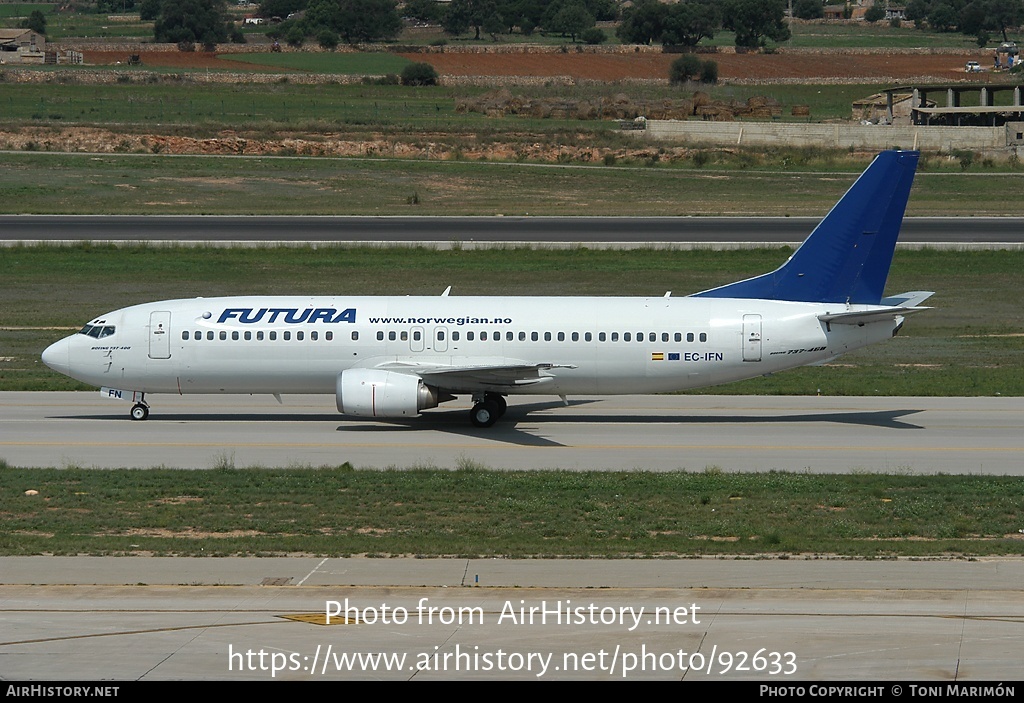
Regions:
[[1, 556, 1022, 680], [1, 215, 1023, 248], [2, 392, 1021, 473]]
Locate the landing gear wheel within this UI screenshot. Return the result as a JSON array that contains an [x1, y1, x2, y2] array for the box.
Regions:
[[470, 400, 500, 428], [487, 393, 507, 418], [130, 403, 149, 421]]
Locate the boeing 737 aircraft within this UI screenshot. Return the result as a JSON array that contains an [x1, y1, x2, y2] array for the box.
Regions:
[[42, 150, 932, 427]]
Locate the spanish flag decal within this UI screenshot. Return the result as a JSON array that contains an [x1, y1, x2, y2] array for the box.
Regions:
[[651, 352, 665, 361]]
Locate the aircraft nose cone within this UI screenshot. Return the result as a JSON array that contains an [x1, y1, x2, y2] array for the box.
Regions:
[[41, 338, 71, 375]]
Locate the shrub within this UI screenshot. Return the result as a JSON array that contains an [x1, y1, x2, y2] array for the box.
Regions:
[[318, 29, 339, 50], [669, 54, 701, 85], [401, 62, 438, 86], [581, 27, 606, 45], [699, 59, 718, 84]]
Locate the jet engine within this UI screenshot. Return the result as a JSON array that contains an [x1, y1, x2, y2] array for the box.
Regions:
[[336, 368, 441, 417]]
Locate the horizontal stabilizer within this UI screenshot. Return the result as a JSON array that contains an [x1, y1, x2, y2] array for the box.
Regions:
[[880, 291, 934, 307], [818, 306, 930, 325]]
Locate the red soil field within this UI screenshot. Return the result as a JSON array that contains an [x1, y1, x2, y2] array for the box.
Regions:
[[82, 49, 987, 83]]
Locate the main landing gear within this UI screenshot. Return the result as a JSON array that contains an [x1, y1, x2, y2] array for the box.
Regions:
[[130, 394, 150, 421], [469, 393, 507, 428]]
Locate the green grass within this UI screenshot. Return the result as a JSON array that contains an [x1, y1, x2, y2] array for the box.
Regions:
[[2, 245, 1021, 396], [0, 3, 54, 19], [0, 151, 1023, 217], [1, 467, 1021, 557], [223, 51, 413, 75]]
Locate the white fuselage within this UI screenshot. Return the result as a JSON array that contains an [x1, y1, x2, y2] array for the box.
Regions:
[[43, 295, 901, 397]]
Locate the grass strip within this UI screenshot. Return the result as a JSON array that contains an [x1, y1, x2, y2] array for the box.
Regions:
[[2, 465, 1021, 557]]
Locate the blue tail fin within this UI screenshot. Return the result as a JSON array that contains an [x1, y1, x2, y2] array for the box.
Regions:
[[694, 150, 919, 305]]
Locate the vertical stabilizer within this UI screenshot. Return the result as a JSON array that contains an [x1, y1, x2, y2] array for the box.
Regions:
[[694, 150, 919, 304]]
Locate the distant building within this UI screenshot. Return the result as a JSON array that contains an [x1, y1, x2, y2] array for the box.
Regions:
[[0, 28, 46, 63]]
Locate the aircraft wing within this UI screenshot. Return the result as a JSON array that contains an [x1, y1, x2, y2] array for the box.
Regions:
[[364, 359, 577, 391]]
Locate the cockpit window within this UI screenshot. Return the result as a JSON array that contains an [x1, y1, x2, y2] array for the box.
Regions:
[[79, 324, 115, 338]]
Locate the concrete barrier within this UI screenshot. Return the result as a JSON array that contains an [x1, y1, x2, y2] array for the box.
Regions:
[[645, 120, 1007, 153]]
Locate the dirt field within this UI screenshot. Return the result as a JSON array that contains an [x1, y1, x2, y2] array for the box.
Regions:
[[82, 49, 987, 82]]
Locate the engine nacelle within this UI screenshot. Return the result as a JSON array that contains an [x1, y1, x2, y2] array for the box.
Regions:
[[336, 368, 441, 418]]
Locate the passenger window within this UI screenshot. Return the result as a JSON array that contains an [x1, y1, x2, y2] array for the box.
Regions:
[[207, 331, 214, 340], [182, 331, 189, 340], [531, 332, 539, 341], [389, 331, 396, 341], [675, 333, 682, 342], [311, 331, 318, 341], [480, 331, 487, 341], [232, 331, 239, 341], [611, 332, 618, 342], [519, 331, 526, 341], [585, 332, 592, 342], [297, 331, 304, 341], [326, 331, 333, 341], [572, 332, 579, 342], [269, 331, 277, 341], [662, 333, 669, 342], [283, 331, 291, 341], [544, 332, 552, 342], [377, 331, 384, 341], [412, 330, 420, 341], [687, 333, 695, 342], [400, 331, 407, 341], [352, 331, 359, 341], [556, 332, 564, 342], [452, 331, 460, 341], [700, 333, 708, 342], [245, 331, 252, 341], [624, 332, 631, 342], [257, 331, 264, 341], [438, 331, 446, 341], [598, 332, 606, 342], [506, 331, 513, 341]]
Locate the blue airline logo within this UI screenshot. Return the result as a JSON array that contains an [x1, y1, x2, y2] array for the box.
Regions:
[[217, 308, 357, 324]]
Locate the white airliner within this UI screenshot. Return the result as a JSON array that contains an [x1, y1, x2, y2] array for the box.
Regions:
[[42, 150, 932, 427]]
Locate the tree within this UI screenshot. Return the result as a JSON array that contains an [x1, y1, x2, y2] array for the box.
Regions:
[[305, 0, 402, 43], [616, 0, 667, 44], [139, 0, 161, 21], [152, 0, 230, 45], [442, 0, 502, 39], [661, 0, 721, 48], [793, 0, 824, 20], [724, 0, 790, 49], [22, 10, 46, 35], [864, 4, 886, 22], [543, 0, 595, 42]]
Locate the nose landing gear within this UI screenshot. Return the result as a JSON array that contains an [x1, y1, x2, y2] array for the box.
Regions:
[[130, 395, 150, 421]]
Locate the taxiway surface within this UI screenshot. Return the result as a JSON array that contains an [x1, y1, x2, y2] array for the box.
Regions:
[[1, 557, 1023, 680], [1, 392, 1020, 473]]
